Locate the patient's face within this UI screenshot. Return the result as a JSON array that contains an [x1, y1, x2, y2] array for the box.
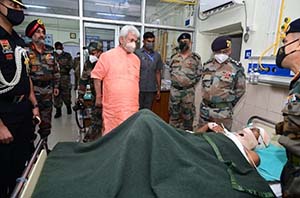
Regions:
[[235, 128, 258, 150], [250, 128, 260, 140]]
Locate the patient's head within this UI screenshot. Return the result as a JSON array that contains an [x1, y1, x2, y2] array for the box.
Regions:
[[235, 127, 270, 150], [250, 127, 270, 149], [235, 128, 258, 150]]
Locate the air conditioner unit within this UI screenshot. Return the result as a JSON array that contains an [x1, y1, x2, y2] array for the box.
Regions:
[[200, 0, 244, 15]]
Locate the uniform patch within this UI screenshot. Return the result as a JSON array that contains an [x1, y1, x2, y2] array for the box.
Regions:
[[0, 39, 13, 54], [5, 53, 13, 60], [224, 71, 232, 79], [31, 65, 39, 72]]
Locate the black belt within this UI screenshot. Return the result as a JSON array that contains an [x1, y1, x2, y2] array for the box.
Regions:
[[34, 81, 52, 88], [172, 84, 194, 90], [202, 99, 232, 109], [0, 95, 26, 104]]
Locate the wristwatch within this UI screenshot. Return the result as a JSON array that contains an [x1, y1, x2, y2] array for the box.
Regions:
[[33, 104, 39, 109]]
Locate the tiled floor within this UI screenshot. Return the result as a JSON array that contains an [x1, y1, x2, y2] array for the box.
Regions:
[[46, 90, 80, 149], [47, 106, 79, 149]]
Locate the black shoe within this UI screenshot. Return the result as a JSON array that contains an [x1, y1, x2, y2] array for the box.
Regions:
[[67, 106, 72, 114], [54, 108, 62, 118]]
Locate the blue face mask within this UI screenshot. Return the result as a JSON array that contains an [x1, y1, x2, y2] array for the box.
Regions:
[[145, 43, 154, 51]]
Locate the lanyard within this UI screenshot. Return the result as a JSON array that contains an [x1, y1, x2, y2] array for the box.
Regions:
[[144, 51, 154, 62]]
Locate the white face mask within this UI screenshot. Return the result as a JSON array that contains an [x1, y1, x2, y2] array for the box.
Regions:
[[89, 55, 98, 63], [124, 42, 136, 53], [56, 49, 63, 55], [214, 53, 229, 64]]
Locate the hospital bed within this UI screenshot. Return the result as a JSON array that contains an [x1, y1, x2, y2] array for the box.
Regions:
[[11, 113, 284, 198], [247, 115, 285, 197], [10, 139, 48, 198]]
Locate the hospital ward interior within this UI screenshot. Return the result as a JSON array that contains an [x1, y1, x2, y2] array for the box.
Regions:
[[1, 0, 300, 197]]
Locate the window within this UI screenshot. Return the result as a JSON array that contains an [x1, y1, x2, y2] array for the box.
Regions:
[[84, 0, 142, 22]]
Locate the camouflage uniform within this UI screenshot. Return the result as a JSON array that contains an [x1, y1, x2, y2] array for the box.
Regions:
[[54, 51, 73, 109], [73, 56, 80, 90], [199, 57, 246, 130], [78, 59, 102, 141], [169, 52, 202, 130], [28, 43, 60, 138], [275, 72, 300, 196]]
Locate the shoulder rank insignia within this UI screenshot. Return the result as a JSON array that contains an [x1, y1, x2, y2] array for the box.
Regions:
[[0, 39, 13, 54], [231, 58, 242, 66]]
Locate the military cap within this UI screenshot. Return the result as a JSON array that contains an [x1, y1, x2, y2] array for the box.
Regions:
[[177, 33, 191, 42], [10, 0, 26, 8], [88, 41, 103, 53], [286, 18, 300, 35], [211, 36, 232, 52], [25, 19, 46, 38]]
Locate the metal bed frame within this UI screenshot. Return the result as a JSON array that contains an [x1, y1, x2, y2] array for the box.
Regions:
[[247, 115, 277, 127], [9, 115, 280, 198], [10, 138, 48, 198], [247, 115, 283, 198]]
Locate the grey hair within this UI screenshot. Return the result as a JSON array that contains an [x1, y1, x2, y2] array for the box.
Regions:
[[119, 25, 140, 39]]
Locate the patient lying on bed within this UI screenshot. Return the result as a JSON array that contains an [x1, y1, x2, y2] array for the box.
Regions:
[[196, 122, 286, 183], [196, 123, 271, 167], [32, 110, 274, 198]]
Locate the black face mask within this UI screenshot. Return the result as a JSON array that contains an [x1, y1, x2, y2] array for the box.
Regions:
[[0, 3, 24, 26], [179, 42, 189, 52], [276, 38, 299, 68]]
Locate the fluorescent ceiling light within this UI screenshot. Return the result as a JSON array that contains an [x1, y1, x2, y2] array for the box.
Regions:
[[96, 12, 126, 17], [26, 4, 48, 9], [95, 2, 129, 8]]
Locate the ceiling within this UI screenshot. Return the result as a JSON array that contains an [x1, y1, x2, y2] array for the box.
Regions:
[[23, 0, 169, 21]]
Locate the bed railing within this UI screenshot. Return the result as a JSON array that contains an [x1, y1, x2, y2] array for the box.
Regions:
[[247, 115, 277, 127], [10, 138, 48, 198]]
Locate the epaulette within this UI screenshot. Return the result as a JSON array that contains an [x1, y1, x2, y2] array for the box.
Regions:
[[229, 57, 242, 67], [192, 52, 201, 61], [170, 53, 178, 59], [203, 58, 213, 66]]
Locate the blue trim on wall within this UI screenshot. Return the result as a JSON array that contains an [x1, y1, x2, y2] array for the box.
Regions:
[[248, 63, 293, 77]]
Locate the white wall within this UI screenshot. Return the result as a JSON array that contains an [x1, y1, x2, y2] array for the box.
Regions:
[[194, 0, 299, 130], [16, 16, 80, 45]]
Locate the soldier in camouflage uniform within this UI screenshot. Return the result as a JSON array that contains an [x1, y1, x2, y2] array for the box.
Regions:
[[25, 19, 60, 139], [198, 36, 246, 131], [78, 42, 103, 141], [275, 18, 300, 197], [73, 52, 80, 90], [53, 41, 73, 118], [169, 33, 202, 130]]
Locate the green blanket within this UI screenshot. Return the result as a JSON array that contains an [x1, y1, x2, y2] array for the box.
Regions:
[[33, 110, 274, 198]]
